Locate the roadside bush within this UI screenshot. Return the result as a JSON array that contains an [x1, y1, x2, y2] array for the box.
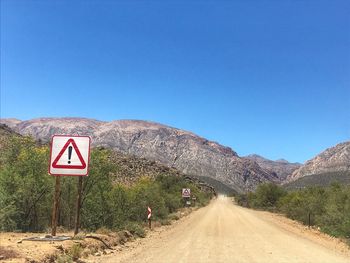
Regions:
[[316, 183, 350, 237], [128, 177, 168, 222], [160, 219, 171, 225], [0, 137, 213, 233], [237, 182, 350, 241], [168, 213, 180, 221], [278, 187, 326, 225], [56, 254, 73, 263], [235, 193, 249, 207], [243, 183, 286, 209], [67, 243, 83, 261], [125, 222, 146, 238]]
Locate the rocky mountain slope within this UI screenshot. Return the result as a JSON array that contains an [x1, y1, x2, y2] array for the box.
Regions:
[[245, 154, 301, 182], [0, 124, 215, 194], [286, 141, 350, 182], [0, 118, 278, 192]]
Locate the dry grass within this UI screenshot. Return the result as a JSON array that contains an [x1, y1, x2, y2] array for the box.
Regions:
[[0, 246, 19, 260]]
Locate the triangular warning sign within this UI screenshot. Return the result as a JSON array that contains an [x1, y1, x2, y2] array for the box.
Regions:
[[52, 139, 86, 169]]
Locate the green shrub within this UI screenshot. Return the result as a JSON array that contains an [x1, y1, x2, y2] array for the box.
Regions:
[[316, 183, 350, 237], [67, 243, 83, 260], [56, 254, 73, 263], [125, 222, 146, 238], [252, 183, 287, 209], [168, 213, 180, 221], [160, 219, 171, 225], [237, 182, 350, 240], [0, 136, 212, 233]]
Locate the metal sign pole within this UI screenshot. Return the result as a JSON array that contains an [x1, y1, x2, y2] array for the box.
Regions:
[[51, 176, 61, 236], [74, 176, 83, 235]]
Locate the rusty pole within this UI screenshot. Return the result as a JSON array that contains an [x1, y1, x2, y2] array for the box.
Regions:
[[74, 176, 83, 235], [51, 176, 61, 236]]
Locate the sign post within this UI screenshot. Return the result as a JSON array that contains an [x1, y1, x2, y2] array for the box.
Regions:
[[182, 188, 191, 206], [192, 196, 197, 206], [49, 135, 91, 236], [147, 206, 152, 229], [51, 176, 61, 236], [74, 176, 83, 235]]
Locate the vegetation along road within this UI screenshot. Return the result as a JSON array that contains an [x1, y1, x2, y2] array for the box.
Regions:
[[89, 196, 350, 263]]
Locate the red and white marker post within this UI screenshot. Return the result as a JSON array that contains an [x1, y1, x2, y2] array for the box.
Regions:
[[147, 206, 152, 229]]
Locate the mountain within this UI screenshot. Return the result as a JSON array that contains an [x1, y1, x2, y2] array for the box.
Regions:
[[286, 141, 350, 183], [283, 171, 350, 190], [0, 124, 216, 194], [0, 117, 278, 192], [244, 154, 301, 182]]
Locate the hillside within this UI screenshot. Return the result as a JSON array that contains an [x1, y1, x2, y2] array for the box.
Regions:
[[192, 175, 238, 195], [284, 171, 350, 190], [287, 141, 350, 183], [0, 124, 214, 193], [0, 118, 278, 192], [244, 154, 301, 182], [0, 124, 215, 235]]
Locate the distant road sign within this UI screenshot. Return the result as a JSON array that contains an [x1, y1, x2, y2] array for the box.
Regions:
[[49, 135, 91, 176], [182, 188, 191, 198], [147, 207, 152, 219]]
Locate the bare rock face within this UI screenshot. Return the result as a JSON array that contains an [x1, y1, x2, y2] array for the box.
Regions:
[[287, 141, 350, 182], [245, 154, 301, 182], [0, 118, 21, 129], [0, 117, 277, 192]]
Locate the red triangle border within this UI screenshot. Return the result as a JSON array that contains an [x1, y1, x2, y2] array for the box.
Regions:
[[52, 139, 87, 169]]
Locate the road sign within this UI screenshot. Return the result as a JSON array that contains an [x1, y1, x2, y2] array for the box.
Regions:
[[182, 188, 191, 198], [49, 135, 91, 176], [147, 206, 152, 219]]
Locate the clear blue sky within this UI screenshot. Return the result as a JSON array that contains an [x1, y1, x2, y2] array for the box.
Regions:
[[1, 0, 349, 163]]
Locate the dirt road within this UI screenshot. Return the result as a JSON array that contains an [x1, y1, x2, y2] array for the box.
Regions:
[[91, 196, 350, 263]]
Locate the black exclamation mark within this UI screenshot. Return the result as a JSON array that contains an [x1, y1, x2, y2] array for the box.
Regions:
[[68, 146, 72, 164]]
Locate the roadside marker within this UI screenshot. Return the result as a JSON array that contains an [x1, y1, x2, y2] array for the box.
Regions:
[[49, 135, 91, 176], [182, 188, 191, 198], [147, 207, 152, 219], [148, 207, 152, 229], [48, 135, 91, 236], [182, 188, 191, 206]]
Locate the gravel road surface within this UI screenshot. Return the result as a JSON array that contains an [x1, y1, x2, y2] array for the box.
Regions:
[[90, 196, 350, 263]]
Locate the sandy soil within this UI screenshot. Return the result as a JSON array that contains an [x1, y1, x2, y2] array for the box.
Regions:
[[0, 231, 129, 262], [0, 208, 194, 262], [87, 196, 350, 263], [0, 232, 71, 262]]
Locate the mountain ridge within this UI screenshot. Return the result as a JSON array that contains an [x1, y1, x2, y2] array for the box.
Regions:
[[244, 154, 302, 182], [287, 141, 350, 182], [0, 117, 276, 192]]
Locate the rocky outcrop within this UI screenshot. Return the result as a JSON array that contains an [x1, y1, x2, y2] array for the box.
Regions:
[[286, 141, 350, 182], [245, 154, 301, 182], [0, 118, 278, 192]]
